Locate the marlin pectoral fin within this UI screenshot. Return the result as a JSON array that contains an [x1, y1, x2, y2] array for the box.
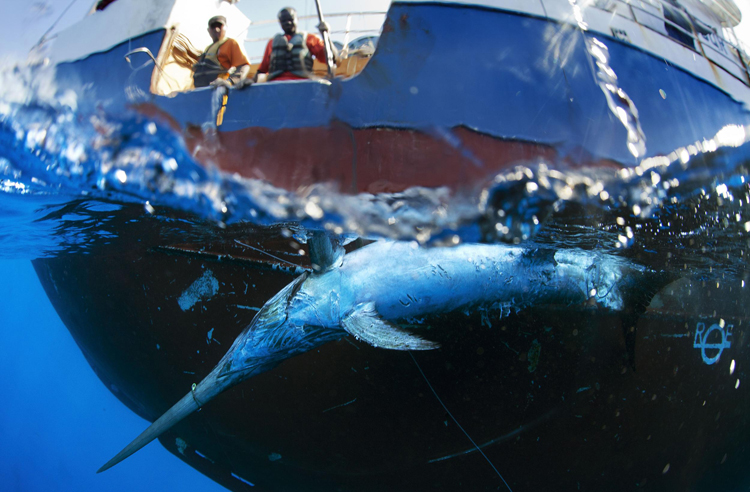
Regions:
[[342, 302, 439, 351]]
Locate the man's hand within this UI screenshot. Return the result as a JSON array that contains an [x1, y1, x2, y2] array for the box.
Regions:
[[233, 65, 252, 88], [233, 77, 253, 89], [211, 77, 253, 90], [210, 78, 232, 89], [317, 21, 330, 33]]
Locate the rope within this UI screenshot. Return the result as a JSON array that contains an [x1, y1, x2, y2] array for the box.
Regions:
[[191, 382, 204, 408]]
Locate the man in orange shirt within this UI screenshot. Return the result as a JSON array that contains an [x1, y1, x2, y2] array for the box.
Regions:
[[193, 16, 251, 88], [256, 7, 339, 82]]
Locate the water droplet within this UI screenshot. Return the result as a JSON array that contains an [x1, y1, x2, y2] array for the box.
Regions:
[[114, 169, 127, 184]]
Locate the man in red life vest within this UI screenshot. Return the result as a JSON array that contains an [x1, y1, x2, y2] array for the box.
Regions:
[[256, 7, 340, 82], [193, 15, 252, 89]]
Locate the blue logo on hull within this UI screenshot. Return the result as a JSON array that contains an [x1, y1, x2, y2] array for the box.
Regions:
[[693, 322, 732, 365]]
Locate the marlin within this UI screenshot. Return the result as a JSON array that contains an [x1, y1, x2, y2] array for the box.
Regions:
[[98, 233, 663, 472]]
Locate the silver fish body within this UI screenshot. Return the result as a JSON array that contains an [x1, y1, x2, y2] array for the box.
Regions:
[[289, 240, 642, 332]]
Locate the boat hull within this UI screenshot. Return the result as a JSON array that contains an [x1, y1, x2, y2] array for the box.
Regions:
[[53, 3, 750, 193], [31, 206, 750, 491], [37, 2, 750, 489]]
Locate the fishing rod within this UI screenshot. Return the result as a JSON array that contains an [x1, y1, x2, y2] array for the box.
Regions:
[[313, 0, 335, 78]]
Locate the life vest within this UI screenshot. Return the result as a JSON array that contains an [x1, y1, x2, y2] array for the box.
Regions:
[[193, 38, 229, 88], [267, 32, 314, 81]]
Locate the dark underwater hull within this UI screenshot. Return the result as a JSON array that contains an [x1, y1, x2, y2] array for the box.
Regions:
[[32, 205, 750, 492]]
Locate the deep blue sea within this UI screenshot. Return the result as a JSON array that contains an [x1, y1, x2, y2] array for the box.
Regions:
[[1, 54, 750, 491], [0, 260, 226, 491]]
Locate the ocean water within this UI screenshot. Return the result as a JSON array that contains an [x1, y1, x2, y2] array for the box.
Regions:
[[0, 261, 226, 492], [1, 47, 750, 492], [0, 59, 233, 490]]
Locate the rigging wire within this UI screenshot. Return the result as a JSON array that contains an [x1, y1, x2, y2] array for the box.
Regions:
[[32, 0, 82, 52], [234, 239, 301, 269]]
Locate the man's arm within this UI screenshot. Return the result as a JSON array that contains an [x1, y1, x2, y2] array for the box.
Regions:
[[230, 64, 251, 87], [317, 21, 342, 65], [307, 32, 341, 66], [227, 39, 251, 85], [211, 38, 253, 88]]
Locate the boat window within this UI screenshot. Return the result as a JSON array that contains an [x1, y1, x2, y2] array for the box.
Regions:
[[95, 0, 118, 11], [584, 0, 749, 87]]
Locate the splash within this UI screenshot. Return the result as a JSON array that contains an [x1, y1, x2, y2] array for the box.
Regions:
[[565, 0, 646, 159], [0, 57, 748, 274]]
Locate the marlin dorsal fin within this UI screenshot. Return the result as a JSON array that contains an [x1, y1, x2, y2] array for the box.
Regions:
[[341, 302, 439, 350], [308, 231, 345, 274], [522, 248, 557, 266]]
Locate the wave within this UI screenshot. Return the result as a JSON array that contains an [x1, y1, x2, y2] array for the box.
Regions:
[[0, 59, 748, 279]]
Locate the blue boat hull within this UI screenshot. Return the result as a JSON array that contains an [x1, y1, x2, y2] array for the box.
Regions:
[[53, 3, 750, 193]]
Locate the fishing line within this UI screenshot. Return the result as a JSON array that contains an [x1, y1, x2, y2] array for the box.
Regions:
[[32, 0, 81, 51], [409, 351, 513, 492], [234, 239, 300, 268]]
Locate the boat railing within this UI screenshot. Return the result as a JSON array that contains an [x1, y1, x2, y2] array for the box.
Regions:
[[596, 0, 750, 85], [143, 2, 750, 96], [241, 11, 388, 63], [147, 10, 386, 95], [238, 4, 749, 85]]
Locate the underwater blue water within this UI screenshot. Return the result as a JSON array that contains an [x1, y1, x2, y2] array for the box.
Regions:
[[0, 260, 224, 491]]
